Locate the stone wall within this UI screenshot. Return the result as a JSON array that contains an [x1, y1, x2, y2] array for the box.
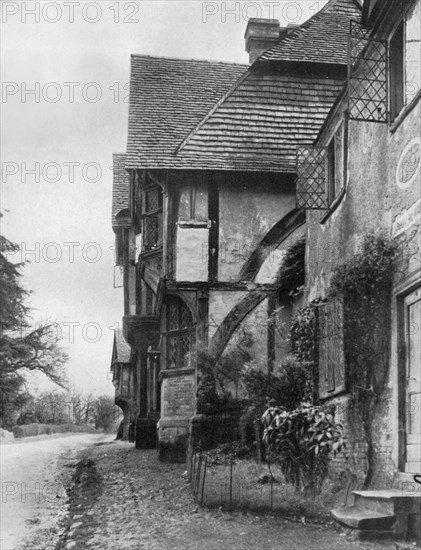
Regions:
[[305, 95, 420, 484]]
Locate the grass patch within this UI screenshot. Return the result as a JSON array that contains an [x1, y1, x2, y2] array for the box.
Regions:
[[195, 457, 345, 522]]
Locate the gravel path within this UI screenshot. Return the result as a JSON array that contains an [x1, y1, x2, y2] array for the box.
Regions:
[[55, 441, 402, 550]]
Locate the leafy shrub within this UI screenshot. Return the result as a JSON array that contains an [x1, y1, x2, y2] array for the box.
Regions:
[[195, 347, 247, 415], [262, 403, 345, 495], [203, 441, 255, 465], [239, 358, 314, 459], [289, 302, 318, 364], [241, 357, 313, 414]]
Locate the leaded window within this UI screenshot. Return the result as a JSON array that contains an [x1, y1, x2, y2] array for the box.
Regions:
[[142, 185, 163, 250], [296, 120, 347, 210], [164, 297, 195, 369], [348, 20, 388, 123]]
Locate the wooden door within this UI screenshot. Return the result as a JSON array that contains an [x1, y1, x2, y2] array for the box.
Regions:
[[404, 288, 421, 473]]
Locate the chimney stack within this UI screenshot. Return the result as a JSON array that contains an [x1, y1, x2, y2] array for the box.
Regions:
[[245, 19, 299, 64], [245, 18, 280, 64]]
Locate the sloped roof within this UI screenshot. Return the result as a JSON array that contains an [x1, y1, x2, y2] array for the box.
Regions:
[[113, 329, 131, 364], [176, 67, 344, 172], [125, 0, 359, 174], [112, 153, 130, 228], [125, 55, 247, 170], [258, 0, 361, 64]]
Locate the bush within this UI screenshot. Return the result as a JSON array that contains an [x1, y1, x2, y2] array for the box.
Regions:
[[203, 441, 256, 465], [195, 347, 247, 415], [262, 403, 345, 495], [241, 357, 313, 415], [12, 423, 96, 438]]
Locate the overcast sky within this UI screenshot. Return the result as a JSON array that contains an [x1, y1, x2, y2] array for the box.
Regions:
[[1, 0, 327, 395]]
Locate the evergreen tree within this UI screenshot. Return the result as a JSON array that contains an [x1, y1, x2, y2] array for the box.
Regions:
[[0, 220, 68, 427]]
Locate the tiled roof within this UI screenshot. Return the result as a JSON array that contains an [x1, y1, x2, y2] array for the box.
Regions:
[[125, 55, 247, 170], [114, 329, 131, 364], [112, 153, 130, 228], [125, 0, 358, 174], [176, 67, 344, 172], [258, 0, 361, 65]]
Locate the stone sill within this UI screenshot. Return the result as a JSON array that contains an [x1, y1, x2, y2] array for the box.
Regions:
[[389, 91, 421, 134], [159, 367, 195, 381]]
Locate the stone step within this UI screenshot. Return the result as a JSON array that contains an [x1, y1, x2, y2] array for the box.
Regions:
[[353, 489, 421, 515], [331, 505, 396, 531], [355, 529, 400, 542]]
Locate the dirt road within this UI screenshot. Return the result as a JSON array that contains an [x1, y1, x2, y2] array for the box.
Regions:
[[0, 432, 111, 550]]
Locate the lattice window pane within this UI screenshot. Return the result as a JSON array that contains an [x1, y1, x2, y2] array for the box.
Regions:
[[180, 303, 193, 329], [296, 146, 328, 210], [167, 336, 178, 369], [348, 20, 388, 123], [179, 333, 191, 368], [144, 216, 159, 248], [145, 188, 159, 213], [168, 301, 179, 331]]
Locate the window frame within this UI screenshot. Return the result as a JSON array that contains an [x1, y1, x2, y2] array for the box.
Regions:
[[164, 297, 195, 370], [326, 120, 346, 206], [390, 20, 405, 121], [389, 1, 421, 122], [142, 184, 163, 251]]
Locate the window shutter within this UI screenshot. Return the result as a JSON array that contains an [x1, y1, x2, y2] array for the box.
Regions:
[[318, 299, 346, 399], [348, 20, 388, 123], [296, 146, 328, 210]]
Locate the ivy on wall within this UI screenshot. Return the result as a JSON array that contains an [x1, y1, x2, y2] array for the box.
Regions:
[[328, 234, 396, 487], [275, 236, 305, 297]]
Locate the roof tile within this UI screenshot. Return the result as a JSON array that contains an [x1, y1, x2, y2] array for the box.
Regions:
[[258, 0, 361, 64], [112, 153, 130, 228]]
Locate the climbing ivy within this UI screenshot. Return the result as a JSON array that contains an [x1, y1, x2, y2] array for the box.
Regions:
[[328, 233, 396, 488], [275, 236, 305, 297]]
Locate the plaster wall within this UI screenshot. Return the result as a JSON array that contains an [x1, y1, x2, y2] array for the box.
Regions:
[[208, 290, 247, 340], [175, 226, 208, 282], [219, 181, 295, 282]]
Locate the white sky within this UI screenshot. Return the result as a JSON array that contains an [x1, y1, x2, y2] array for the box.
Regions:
[[0, 0, 327, 395]]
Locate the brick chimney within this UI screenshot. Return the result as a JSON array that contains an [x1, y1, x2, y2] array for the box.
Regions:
[[245, 20, 299, 64], [245, 18, 280, 63]]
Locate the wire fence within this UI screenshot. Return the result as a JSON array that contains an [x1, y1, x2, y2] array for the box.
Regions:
[[189, 453, 362, 512]]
